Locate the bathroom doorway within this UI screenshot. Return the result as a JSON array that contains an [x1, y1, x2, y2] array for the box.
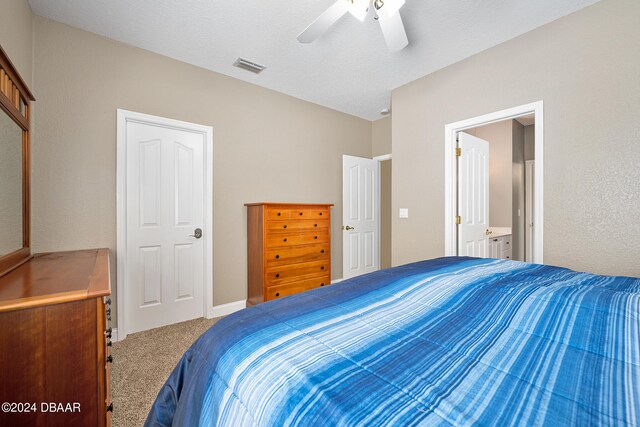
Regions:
[[444, 102, 544, 264]]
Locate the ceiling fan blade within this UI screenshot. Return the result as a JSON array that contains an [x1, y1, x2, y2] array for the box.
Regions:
[[378, 10, 408, 52], [297, 0, 350, 44]]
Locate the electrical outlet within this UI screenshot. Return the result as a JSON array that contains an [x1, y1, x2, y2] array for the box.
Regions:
[[399, 208, 409, 218]]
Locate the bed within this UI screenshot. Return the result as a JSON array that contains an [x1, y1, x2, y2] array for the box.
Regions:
[[145, 257, 640, 426]]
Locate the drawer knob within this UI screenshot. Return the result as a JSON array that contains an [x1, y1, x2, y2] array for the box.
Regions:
[[320, 283, 325, 287], [276, 273, 280, 278], [283, 238, 287, 242], [314, 224, 318, 227], [506, 242, 510, 245], [106, 403, 114, 413], [275, 254, 280, 259], [319, 212, 323, 216], [283, 225, 287, 229], [275, 292, 280, 297], [314, 236, 318, 239], [106, 355, 113, 363], [299, 212, 303, 216], [321, 249, 325, 253], [321, 266, 325, 270], [277, 212, 281, 216]]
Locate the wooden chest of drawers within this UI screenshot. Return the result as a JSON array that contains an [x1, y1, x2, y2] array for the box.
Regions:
[[246, 203, 333, 305], [0, 249, 112, 427]]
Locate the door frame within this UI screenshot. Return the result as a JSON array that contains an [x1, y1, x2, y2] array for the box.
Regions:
[[444, 101, 544, 263], [116, 109, 214, 340], [525, 160, 535, 263]]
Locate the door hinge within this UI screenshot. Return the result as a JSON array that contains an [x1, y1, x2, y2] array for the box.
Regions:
[[455, 147, 462, 157], [455, 215, 461, 225]]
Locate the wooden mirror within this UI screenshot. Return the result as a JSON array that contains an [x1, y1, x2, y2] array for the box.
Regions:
[[0, 44, 35, 276]]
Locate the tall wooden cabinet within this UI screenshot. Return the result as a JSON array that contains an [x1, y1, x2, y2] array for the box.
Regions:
[[246, 203, 333, 305], [0, 249, 112, 427]]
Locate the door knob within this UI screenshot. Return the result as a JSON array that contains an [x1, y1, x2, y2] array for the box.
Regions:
[[189, 228, 203, 239], [342, 226, 355, 230]]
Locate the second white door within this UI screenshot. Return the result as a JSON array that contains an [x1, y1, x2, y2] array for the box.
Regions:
[[458, 132, 490, 257], [123, 114, 207, 335], [342, 155, 380, 279]]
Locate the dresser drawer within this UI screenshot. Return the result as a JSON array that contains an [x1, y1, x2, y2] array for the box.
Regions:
[[265, 259, 330, 284], [276, 208, 327, 220], [266, 243, 330, 266], [266, 274, 331, 300], [266, 208, 292, 220], [266, 230, 329, 248], [266, 207, 312, 220], [265, 220, 300, 233], [299, 220, 329, 231], [304, 208, 330, 220]]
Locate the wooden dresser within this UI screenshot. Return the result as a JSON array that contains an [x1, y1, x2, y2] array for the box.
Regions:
[[0, 249, 112, 427], [246, 203, 333, 305]]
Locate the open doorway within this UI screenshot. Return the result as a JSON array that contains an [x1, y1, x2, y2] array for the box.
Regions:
[[462, 115, 535, 261], [444, 101, 544, 264], [341, 153, 392, 280]]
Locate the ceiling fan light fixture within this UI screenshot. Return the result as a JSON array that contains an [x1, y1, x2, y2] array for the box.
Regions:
[[297, 0, 408, 52]]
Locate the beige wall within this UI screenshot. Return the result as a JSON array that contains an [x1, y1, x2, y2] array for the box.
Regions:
[[31, 17, 372, 324], [0, 0, 33, 87], [372, 116, 392, 157], [472, 120, 513, 228], [392, 0, 640, 277], [380, 160, 392, 269]]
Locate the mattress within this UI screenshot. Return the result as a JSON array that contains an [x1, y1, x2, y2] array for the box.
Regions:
[[145, 257, 640, 426]]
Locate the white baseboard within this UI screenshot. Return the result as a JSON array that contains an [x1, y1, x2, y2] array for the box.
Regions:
[[208, 300, 246, 319], [331, 278, 344, 284], [113, 301, 246, 342]]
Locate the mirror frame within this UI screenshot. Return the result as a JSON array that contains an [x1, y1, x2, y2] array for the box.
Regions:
[[0, 44, 35, 276]]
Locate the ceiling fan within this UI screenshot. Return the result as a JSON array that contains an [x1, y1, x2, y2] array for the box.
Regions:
[[297, 0, 409, 52]]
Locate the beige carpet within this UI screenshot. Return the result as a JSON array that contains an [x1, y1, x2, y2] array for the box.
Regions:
[[111, 317, 220, 427]]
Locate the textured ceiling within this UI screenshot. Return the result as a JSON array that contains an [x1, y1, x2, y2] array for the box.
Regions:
[[29, 0, 601, 120]]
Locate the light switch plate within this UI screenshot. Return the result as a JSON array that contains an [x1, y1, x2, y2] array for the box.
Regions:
[[399, 208, 409, 218]]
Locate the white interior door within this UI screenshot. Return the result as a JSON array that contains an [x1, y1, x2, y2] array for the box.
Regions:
[[458, 132, 489, 257], [124, 118, 206, 335], [525, 160, 535, 263], [342, 155, 380, 279]]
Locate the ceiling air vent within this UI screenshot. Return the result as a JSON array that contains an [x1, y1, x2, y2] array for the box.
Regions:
[[233, 58, 266, 74]]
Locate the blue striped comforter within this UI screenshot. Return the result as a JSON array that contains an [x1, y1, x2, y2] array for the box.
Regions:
[[145, 257, 640, 426]]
